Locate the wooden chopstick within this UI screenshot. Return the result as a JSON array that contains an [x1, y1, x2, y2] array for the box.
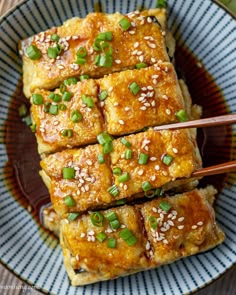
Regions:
[[153, 113, 236, 131], [192, 160, 236, 177]]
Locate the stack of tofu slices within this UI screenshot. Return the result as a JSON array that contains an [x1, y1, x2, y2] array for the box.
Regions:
[[20, 8, 224, 286]]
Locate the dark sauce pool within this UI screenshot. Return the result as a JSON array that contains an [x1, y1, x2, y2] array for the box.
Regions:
[[3, 45, 232, 225]]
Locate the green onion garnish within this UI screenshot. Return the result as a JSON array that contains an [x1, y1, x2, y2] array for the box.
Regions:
[[58, 103, 67, 111], [90, 211, 104, 227], [103, 141, 113, 154], [98, 55, 113, 67], [64, 77, 78, 85], [43, 102, 51, 113], [23, 115, 32, 126], [51, 34, 60, 42], [52, 94, 61, 102], [94, 54, 101, 65], [119, 228, 137, 246], [142, 181, 152, 192], [82, 94, 94, 108], [80, 74, 90, 81], [64, 195, 76, 207], [159, 201, 172, 212], [149, 216, 158, 229], [47, 46, 59, 59], [61, 129, 73, 138], [96, 31, 113, 41], [135, 62, 147, 69], [156, 0, 167, 9], [155, 188, 163, 197], [107, 184, 119, 197], [71, 110, 83, 123], [18, 104, 27, 117], [48, 92, 55, 99], [129, 82, 140, 95], [68, 212, 80, 221], [145, 190, 156, 198], [138, 153, 149, 165], [119, 17, 131, 31], [30, 123, 36, 133], [99, 90, 108, 101], [60, 83, 67, 94], [105, 211, 118, 222], [96, 232, 107, 242], [118, 172, 130, 183], [115, 199, 126, 205], [76, 47, 87, 57], [113, 167, 122, 176], [26, 44, 42, 60], [32, 93, 43, 105], [97, 132, 113, 145], [162, 154, 173, 166], [75, 57, 86, 65], [176, 109, 188, 122], [125, 149, 132, 159], [62, 167, 75, 179], [62, 91, 72, 102], [49, 104, 58, 115], [110, 219, 120, 230], [98, 154, 105, 164], [107, 238, 117, 248], [120, 138, 131, 148]]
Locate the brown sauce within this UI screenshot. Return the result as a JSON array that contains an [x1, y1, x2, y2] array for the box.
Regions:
[[3, 45, 232, 227]]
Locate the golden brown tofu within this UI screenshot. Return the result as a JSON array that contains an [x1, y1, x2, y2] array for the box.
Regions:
[[31, 80, 104, 154], [20, 10, 169, 97], [31, 62, 188, 155], [40, 128, 202, 217], [99, 62, 185, 135], [60, 186, 224, 285]]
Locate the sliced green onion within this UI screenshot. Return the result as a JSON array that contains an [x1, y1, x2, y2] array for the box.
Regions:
[[64, 77, 77, 85], [58, 103, 67, 111], [159, 201, 172, 212], [176, 109, 188, 122], [149, 216, 158, 229], [113, 167, 122, 176], [18, 104, 28, 117], [119, 17, 131, 31], [76, 47, 87, 58], [47, 46, 59, 59], [61, 129, 73, 138], [120, 138, 131, 148], [49, 104, 58, 115], [62, 167, 75, 179], [90, 212, 104, 227], [52, 94, 61, 102], [26, 44, 42, 60], [115, 199, 126, 205], [64, 195, 76, 207], [156, 0, 167, 9], [107, 238, 117, 248], [94, 54, 101, 65], [110, 219, 120, 230], [99, 90, 108, 101], [98, 154, 105, 164], [62, 91, 73, 102], [100, 41, 113, 55], [142, 181, 152, 192], [145, 190, 156, 198], [30, 123, 36, 133], [135, 62, 147, 69], [103, 141, 113, 154], [23, 115, 32, 126], [97, 132, 113, 145], [98, 55, 113, 67], [154, 188, 163, 197], [107, 184, 119, 197], [43, 102, 51, 113], [138, 153, 149, 165], [125, 149, 132, 159], [105, 211, 118, 222], [71, 110, 83, 123], [60, 83, 67, 94], [75, 57, 86, 65], [51, 34, 60, 42], [129, 82, 140, 95], [68, 212, 80, 221], [80, 74, 90, 81], [119, 228, 137, 246], [82, 94, 94, 108], [32, 93, 43, 105], [48, 92, 55, 99], [96, 31, 113, 41], [162, 154, 173, 166], [96, 232, 107, 242], [118, 172, 130, 183]]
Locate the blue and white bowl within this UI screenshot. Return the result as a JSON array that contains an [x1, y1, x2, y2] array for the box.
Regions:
[[0, 1, 236, 294]]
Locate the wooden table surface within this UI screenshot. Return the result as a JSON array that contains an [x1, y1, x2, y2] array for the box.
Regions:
[[0, 0, 235, 294]]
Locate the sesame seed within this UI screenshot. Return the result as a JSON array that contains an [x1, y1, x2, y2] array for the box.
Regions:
[[197, 61, 203, 68], [150, 175, 156, 181], [137, 169, 144, 176], [115, 59, 121, 64], [129, 30, 136, 35], [152, 79, 157, 85], [124, 107, 130, 111], [147, 86, 154, 90], [144, 102, 151, 107], [171, 215, 176, 220], [100, 101, 105, 107], [124, 184, 128, 190], [192, 225, 198, 229], [45, 65, 51, 70], [141, 93, 147, 97], [161, 31, 166, 36], [39, 127, 45, 133], [197, 221, 203, 226], [72, 36, 79, 40], [81, 187, 85, 193], [137, 50, 143, 56], [151, 57, 156, 63], [155, 165, 160, 171], [53, 120, 59, 126], [160, 227, 167, 232], [144, 146, 149, 151], [120, 224, 126, 228], [138, 97, 145, 102], [146, 241, 151, 250], [120, 183, 124, 187], [77, 190, 81, 195], [85, 184, 89, 192], [118, 119, 125, 125], [139, 55, 144, 62], [140, 20, 145, 25], [151, 100, 156, 107], [148, 42, 156, 49], [132, 49, 138, 55], [140, 106, 147, 111], [134, 42, 139, 48], [152, 207, 158, 213], [163, 239, 169, 244], [88, 230, 95, 235], [150, 157, 157, 161], [163, 171, 168, 176], [178, 217, 185, 222], [108, 86, 113, 92], [86, 159, 92, 166], [113, 102, 119, 106], [106, 228, 113, 233], [160, 213, 164, 219], [58, 65, 64, 69], [152, 74, 159, 79], [141, 87, 147, 91], [76, 254, 80, 261], [173, 235, 179, 240], [168, 220, 174, 227], [178, 225, 184, 230], [166, 109, 171, 115], [80, 233, 86, 238], [147, 17, 152, 23], [131, 21, 136, 27]]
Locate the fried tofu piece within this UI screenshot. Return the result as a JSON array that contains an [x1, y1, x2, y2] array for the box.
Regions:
[[40, 128, 202, 217], [20, 10, 169, 98], [100, 62, 185, 135], [31, 80, 104, 154], [32, 62, 187, 154], [60, 186, 224, 285]]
